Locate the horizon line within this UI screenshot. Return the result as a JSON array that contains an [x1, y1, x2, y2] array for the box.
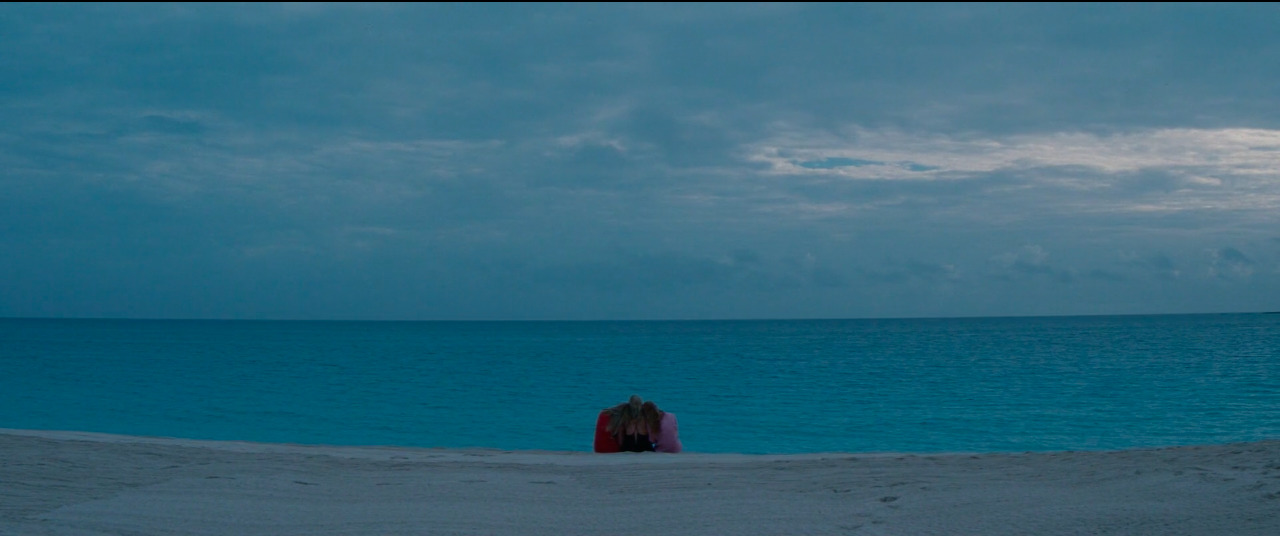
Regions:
[[1, 310, 1274, 323]]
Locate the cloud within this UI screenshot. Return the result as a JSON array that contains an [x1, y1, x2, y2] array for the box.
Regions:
[[752, 127, 1280, 185], [795, 157, 884, 169], [860, 260, 960, 284], [1085, 269, 1127, 282], [1209, 247, 1256, 280], [990, 245, 1074, 283], [4, 3, 1280, 319], [509, 248, 853, 312], [738, 127, 1280, 240], [1121, 252, 1180, 280]]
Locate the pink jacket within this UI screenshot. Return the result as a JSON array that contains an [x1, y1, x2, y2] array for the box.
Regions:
[[650, 412, 683, 453]]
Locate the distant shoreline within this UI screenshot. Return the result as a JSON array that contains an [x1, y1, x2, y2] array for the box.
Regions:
[[0, 310, 1273, 323]]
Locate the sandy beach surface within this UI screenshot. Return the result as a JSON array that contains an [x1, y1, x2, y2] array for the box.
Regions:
[[2, 429, 1277, 535]]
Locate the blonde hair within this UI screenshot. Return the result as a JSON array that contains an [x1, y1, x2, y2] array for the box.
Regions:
[[605, 394, 645, 439]]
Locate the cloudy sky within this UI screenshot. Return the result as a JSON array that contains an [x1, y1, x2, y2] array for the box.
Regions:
[[3, 3, 1278, 320]]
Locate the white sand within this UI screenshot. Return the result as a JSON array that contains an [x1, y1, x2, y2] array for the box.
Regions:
[[2, 429, 1277, 535]]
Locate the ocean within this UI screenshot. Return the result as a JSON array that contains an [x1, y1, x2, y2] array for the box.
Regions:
[[1, 314, 1276, 454]]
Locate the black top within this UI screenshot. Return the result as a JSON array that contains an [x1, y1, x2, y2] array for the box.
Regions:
[[618, 432, 655, 452]]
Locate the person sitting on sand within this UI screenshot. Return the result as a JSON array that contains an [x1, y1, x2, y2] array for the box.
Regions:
[[641, 400, 683, 453], [593, 395, 655, 453]]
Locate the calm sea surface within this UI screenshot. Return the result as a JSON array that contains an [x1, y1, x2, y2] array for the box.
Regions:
[[1, 314, 1276, 454]]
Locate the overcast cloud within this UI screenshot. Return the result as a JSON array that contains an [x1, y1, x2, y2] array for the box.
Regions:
[[2, 3, 1278, 320]]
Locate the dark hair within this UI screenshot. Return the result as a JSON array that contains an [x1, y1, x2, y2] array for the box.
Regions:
[[641, 401, 663, 434]]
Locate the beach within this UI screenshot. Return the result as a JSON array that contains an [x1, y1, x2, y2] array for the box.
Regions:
[[1, 429, 1277, 535]]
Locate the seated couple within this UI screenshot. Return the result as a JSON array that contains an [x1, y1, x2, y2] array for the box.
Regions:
[[593, 394, 683, 453]]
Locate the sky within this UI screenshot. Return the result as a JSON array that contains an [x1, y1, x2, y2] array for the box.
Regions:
[[2, 3, 1279, 321]]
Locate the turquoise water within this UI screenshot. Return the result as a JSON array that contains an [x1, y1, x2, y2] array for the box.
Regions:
[[1, 314, 1276, 454]]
